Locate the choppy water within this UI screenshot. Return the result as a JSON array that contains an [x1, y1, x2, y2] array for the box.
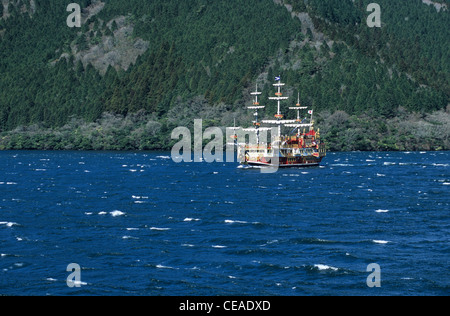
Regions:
[[0, 151, 449, 295]]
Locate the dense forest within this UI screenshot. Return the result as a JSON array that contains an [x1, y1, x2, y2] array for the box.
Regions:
[[0, 0, 448, 151]]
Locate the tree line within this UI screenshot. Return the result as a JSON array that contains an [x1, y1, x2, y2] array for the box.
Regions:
[[0, 0, 448, 151]]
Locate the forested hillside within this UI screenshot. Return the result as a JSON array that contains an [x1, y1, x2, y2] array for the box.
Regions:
[[0, 0, 448, 151]]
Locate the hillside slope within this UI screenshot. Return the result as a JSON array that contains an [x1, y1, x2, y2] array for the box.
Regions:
[[0, 0, 448, 151]]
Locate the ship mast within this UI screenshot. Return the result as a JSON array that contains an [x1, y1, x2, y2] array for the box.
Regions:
[[245, 84, 266, 144], [262, 77, 297, 139], [269, 77, 289, 136], [284, 91, 313, 132], [288, 92, 307, 136]]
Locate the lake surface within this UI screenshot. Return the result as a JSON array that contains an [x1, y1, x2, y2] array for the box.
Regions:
[[0, 150, 448, 295]]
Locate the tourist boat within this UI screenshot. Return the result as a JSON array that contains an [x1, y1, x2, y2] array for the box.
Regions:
[[235, 78, 326, 168]]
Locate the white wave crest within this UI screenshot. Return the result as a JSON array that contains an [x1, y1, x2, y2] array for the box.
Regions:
[[314, 264, 338, 271], [156, 264, 177, 269], [110, 210, 125, 217], [373, 240, 390, 244], [0, 222, 18, 227], [224, 219, 248, 224], [183, 218, 200, 222], [150, 227, 171, 231]]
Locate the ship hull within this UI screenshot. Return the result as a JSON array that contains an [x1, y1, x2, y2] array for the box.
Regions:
[[246, 161, 320, 168], [243, 155, 323, 168]]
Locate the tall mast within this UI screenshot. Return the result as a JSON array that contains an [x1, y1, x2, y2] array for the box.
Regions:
[[284, 91, 313, 133], [289, 92, 307, 136], [251, 83, 261, 106], [247, 84, 265, 144], [268, 77, 289, 136]]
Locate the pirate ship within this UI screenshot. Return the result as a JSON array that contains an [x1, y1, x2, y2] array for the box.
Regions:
[[236, 78, 326, 168]]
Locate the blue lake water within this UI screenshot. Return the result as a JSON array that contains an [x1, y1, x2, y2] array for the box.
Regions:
[[0, 150, 449, 295]]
